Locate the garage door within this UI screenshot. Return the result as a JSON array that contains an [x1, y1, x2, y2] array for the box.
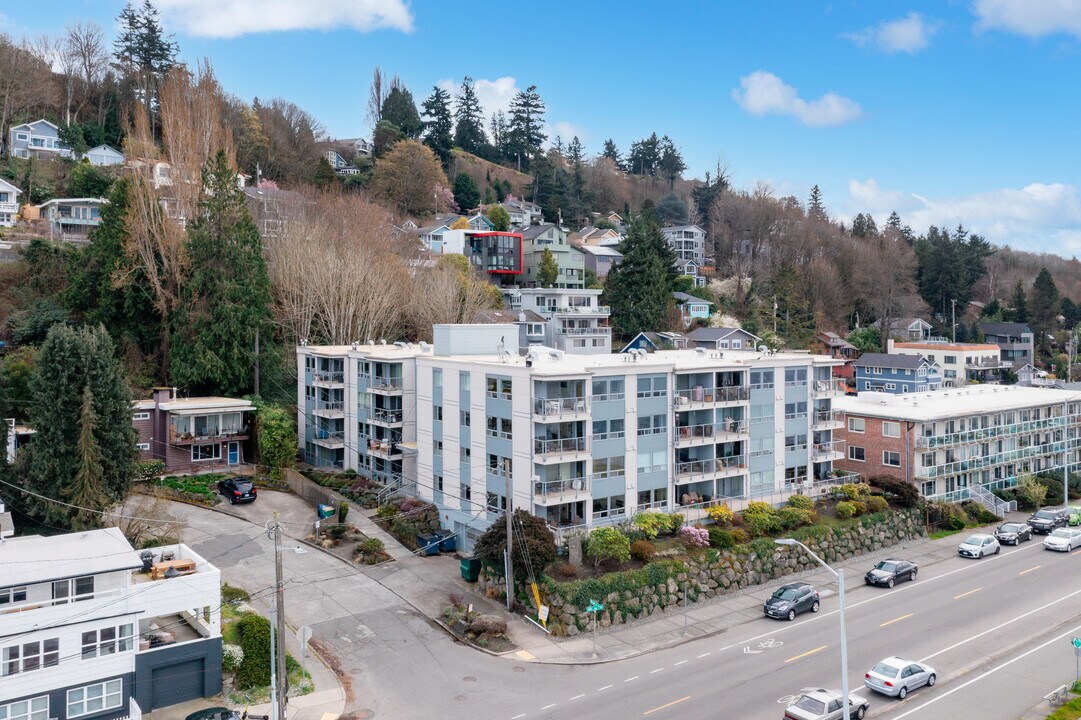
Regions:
[[151, 660, 203, 709]]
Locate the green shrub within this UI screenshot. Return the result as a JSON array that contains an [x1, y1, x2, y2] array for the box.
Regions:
[[742, 502, 781, 537], [222, 644, 244, 672], [327, 524, 348, 540], [135, 460, 166, 481], [338, 501, 349, 523], [839, 483, 868, 500], [730, 528, 750, 545], [851, 501, 867, 516], [358, 537, 385, 554], [835, 501, 858, 519], [787, 494, 814, 511], [706, 504, 734, 524], [221, 583, 250, 604], [235, 613, 272, 689], [708, 526, 735, 549], [750, 537, 777, 558], [864, 495, 889, 513], [868, 475, 919, 508], [630, 539, 655, 562], [666, 513, 685, 534], [1017, 474, 1049, 511], [633, 512, 669, 540], [777, 506, 817, 530], [587, 527, 631, 568]]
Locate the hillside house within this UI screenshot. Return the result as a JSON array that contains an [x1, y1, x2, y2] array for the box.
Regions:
[[687, 326, 762, 351], [673, 292, 713, 326], [0, 178, 21, 227], [8, 120, 62, 159], [661, 224, 706, 264], [979, 322, 1035, 370], [580, 244, 622, 279], [38, 198, 106, 242], [854, 353, 942, 394], [83, 145, 125, 167], [621, 331, 690, 352], [133, 388, 255, 473], [500, 199, 543, 228], [521, 224, 585, 288]]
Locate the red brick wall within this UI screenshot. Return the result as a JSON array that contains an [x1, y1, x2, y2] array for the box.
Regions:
[[837, 414, 916, 485]]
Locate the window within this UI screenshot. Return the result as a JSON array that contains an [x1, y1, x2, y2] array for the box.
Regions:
[[0, 587, 27, 605], [636, 449, 667, 474], [132, 412, 150, 421], [882, 421, 901, 438], [459, 410, 471, 427], [81, 624, 133, 659], [944, 355, 957, 364], [592, 456, 626, 479], [592, 378, 625, 400], [592, 419, 625, 440], [848, 417, 865, 433], [2, 639, 59, 676], [433, 406, 443, 421], [460, 484, 471, 501], [637, 414, 667, 435], [435, 475, 443, 492], [732, 339, 742, 349], [0, 697, 48, 720], [784, 401, 807, 419], [785, 434, 807, 451], [459, 447, 470, 463], [848, 445, 866, 462], [750, 370, 773, 389], [920, 480, 935, 496], [636, 374, 666, 398], [871, 367, 882, 375], [883, 451, 901, 467], [434, 441, 443, 456], [526, 323, 544, 336], [192, 443, 221, 461], [433, 368, 442, 388], [922, 452, 935, 466], [67, 679, 123, 718], [485, 492, 507, 512], [784, 368, 807, 386], [884, 383, 896, 390], [53, 576, 94, 601], [15, 133, 28, 142], [460, 372, 470, 391], [136, 443, 150, 451]]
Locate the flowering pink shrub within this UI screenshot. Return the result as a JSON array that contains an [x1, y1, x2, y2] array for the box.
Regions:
[[679, 525, 709, 548]]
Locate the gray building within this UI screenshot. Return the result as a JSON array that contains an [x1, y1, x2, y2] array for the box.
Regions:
[[8, 119, 62, 159], [979, 322, 1035, 369]]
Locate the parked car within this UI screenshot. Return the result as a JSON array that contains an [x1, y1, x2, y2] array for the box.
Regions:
[[783, 688, 869, 720], [864, 559, 917, 588], [1067, 506, 1081, 526], [185, 709, 241, 720], [1043, 527, 1081, 552], [1027, 508, 1068, 534], [764, 581, 820, 621], [957, 533, 1000, 558], [218, 476, 257, 504], [864, 657, 936, 699], [994, 522, 1032, 545]]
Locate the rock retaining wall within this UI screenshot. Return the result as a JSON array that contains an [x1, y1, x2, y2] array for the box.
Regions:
[[478, 509, 924, 636]]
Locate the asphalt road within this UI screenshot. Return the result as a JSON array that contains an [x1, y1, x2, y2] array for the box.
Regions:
[[169, 494, 1081, 720]]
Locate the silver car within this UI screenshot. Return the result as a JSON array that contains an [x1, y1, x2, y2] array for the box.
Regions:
[[1044, 527, 1081, 552], [784, 688, 869, 719], [957, 533, 1000, 558], [864, 656, 936, 699]]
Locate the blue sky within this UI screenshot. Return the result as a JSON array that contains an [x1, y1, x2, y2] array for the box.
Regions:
[[3, 0, 1081, 254]]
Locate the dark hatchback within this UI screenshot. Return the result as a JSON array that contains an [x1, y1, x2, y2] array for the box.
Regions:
[[185, 709, 241, 720], [218, 476, 257, 504], [1028, 508, 1068, 534], [764, 582, 820, 621], [864, 559, 917, 588], [994, 522, 1032, 545]]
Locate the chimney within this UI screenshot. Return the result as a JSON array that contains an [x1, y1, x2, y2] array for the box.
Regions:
[[152, 387, 172, 406], [886, 338, 895, 354]]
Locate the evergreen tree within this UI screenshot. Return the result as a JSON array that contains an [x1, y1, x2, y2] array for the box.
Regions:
[[380, 86, 422, 138], [627, 133, 660, 176], [113, 1, 179, 134], [602, 216, 679, 338], [537, 248, 558, 288], [850, 213, 878, 238], [601, 138, 621, 167], [372, 119, 405, 157], [20, 325, 136, 529], [507, 85, 546, 170], [488, 205, 510, 232], [691, 167, 729, 230], [453, 77, 487, 154], [421, 85, 454, 166], [489, 111, 510, 162], [657, 135, 686, 189], [1030, 268, 1060, 359], [170, 151, 274, 396], [314, 156, 337, 189], [1009, 279, 1029, 323], [71, 387, 109, 530], [452, 172, 480, 211], [886, 211, 903, 232], [914, 225, 993, 319], [564, 136, 588, 224], [656, 193, 689, 225], [807, 185, 826, 221]]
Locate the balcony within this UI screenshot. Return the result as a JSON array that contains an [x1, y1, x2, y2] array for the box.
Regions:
[[533, 436, 588, 462], [555, 305, 611, 315], [170, 426, 249, 445], [312, 401, 344, 418], [675, 423, 715, 447], [674, 385, 749, 408], [533, 476, 590, 503], [366, 438, 402, 458], [533, 397, 589, 419], [0, 200, 17, 214], [966, 357, 1012, 370], [558, 326, 612, 336], [915, 416, 1073, 448], [675, 455, 747, 480], [370, 377, 403, 394], [812, 410, 845, 430], [312, 430, 345, 449], [811, 440, 846, 462], [370, 408, 404, 426], [811, 378, 846, 398], [313, 371, 344, 386]]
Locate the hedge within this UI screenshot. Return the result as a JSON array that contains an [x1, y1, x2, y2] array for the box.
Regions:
[[235, 613, 272, 689], [545, 559, 686, 611]]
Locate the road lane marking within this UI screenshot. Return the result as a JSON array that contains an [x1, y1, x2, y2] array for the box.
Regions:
[[896, 621, 1081, 719], [953, 587, 982, 599], [697, 652, 711, 658], [540, 704, 555, 710], [920, 585, 1081, 662], [643, 696, 691, 716], [515, 649, 536, 661], [598, 685, 612, 691], [1019, 565, 1041, 575], [1072, 549, 1081, 555], [880, 613, 914, 627], [625, 676, 639, 682], [512, 715, 525, 719], [674, 660, 688, 666], [570, 694, 584, 700], [785, 644, 828, 663], [650, 668, 664, 674]]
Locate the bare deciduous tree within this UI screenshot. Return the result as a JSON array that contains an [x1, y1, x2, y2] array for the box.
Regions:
[[0, 34, 58, 143]]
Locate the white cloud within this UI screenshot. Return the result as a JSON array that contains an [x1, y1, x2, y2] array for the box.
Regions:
[[973, 0, 1081, 39], [732, 71, 862, 127], [551, 121, 585, 143], [844, 12, 938, 53], [846, 178, 1081, 253], [156, 0, 413, 38], [437, 76, 520, 119]]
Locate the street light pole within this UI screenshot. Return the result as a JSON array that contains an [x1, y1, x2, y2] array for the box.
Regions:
[[267, 516, 307, 720], [777, 539, 849, 717]]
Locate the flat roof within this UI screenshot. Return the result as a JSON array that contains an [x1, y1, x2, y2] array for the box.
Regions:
[[0, 527, 143, 587], [894, 342, 1000, 352], [836, 385, 1081, 422]]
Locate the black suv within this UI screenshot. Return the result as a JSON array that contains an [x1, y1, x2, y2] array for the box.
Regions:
[[764, 582, 820, 621], [1027, 508, 1068, 534], [218, 476, 257, 504]]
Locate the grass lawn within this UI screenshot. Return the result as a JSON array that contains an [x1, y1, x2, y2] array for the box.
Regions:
[[1048, 697, 1081, 719], [155, 473, 225, 503], [929, 527, 965, 540]]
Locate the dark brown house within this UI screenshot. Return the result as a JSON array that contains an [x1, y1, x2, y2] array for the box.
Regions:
[[134, 387, 255, 473]]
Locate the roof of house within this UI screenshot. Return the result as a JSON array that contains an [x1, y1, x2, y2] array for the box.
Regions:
[[87, 144, 123, 155], [837, 385, 1081, 422], [37, 197, 107, 208], [818, 331, 856, 350], [10, 119, 59, 132], [855, 352, 931, 370], [475, 309, 547, 324], [0, 177, 21, 195], [0, 526, 142, 587], [132, 396, 255, 414], [979, 322, 1032, 335], [687, 327, 761, 343], [579, 245, 622, 257], [661, 224, 704, 234], [673, 291, 711, 304], [894, 342, 1000, 352], [872, 316, 932, 331], [522, 223, 560, 240]]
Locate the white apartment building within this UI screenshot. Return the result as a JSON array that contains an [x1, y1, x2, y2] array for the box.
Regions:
[[837, 386, 1081, 506], [889, 339, 1009, 387], [504, 288, 612, 354], [661, 224, 706, 265], [297, 326, 849, 550], [0, 528, 223, 719]]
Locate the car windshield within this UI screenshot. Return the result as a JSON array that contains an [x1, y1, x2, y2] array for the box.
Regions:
[[963, 535, 983, 545], [872, 661, 901, 677], [773, 587, 800, 601], [999, 524, 1020, 532], [1051, 528, 1071, 538], [793, 696, 825, 713], [875, 561, 898, 572], [234, 480, 253, 490], [1035, 510, 1056, 519]]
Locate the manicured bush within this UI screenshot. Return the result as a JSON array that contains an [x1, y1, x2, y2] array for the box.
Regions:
[[706, 504, 734, 524], [839, 483, 868, 501], [327, 524, 348, 540], [868, 475, 920, 508], [630, 539, 656, 562], [786, 494, 815, 511], [235, 613, 272, 689], [864, 495, 889, 513], [730, 528, 750, 544], [135, 460, 166, 481], [338, 501, 349, 523], [678, 525, 709, 548], [707, 526, 735, 549], [777, 506, 817, 530], [835, 501, 859, 519], [222, 644, 244, 672], [633, 512, 669, 540], [667, 513, 685, 534], [587, 527, 632, 568], [742, 501, 781, 537]]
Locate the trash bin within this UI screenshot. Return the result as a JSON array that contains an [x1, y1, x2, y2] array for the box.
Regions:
[[460, 556, 481, 582], [436, 529, 457, 553], [416, 533, 440, 556]]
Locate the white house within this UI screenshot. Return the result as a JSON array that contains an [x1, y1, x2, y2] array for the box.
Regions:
[[499, 199, 543, 228], [83, 145, 125, 167], [661, 224, 706, 264], [0, 527, 223, 718], [0, 178, 22, 227]]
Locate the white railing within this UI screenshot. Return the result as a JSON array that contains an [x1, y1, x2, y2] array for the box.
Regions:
[[534, 476, 589, 497], [675, 455, 747, 479], [371, 377, 403, 391], [533, 397, 588, 416], [675, 386, 750, 405], [813, 410, 844, 427], [676, 423, 715, 442], [812, 378, 846, 396], [371, 408, 403, 424], [313, 371, 344, 383], [812, 440, 846, 460], [534, 437, 587, 455], [559, 327, 612, 336]]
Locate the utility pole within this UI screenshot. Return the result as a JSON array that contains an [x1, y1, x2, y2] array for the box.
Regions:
[[504, 470, 514, 611], [270, 515, 288, 720], [951, 299, 957, 343], [254, 328, 260, 397]]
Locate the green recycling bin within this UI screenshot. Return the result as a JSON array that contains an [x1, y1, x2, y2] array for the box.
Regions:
[[460, 556, 481, 582]]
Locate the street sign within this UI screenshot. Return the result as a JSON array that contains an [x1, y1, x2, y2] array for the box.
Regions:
[[538, 605, 549, 623], [586, 599, 604, 613], [1073, 637, 1081, 649], [297, 625, 312, 645]]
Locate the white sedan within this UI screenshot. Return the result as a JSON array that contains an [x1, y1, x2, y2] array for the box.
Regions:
[[958, 533, 1000, 559], [1044, 527, 1081, 552], [864, 657, 937, 699]]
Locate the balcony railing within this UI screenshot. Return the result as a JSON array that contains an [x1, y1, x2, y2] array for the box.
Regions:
[[558, 327, 612, 336], [555, 305, 611, 314], [534, 476, 589, 498], [170, 426, 249, 445], [916, 437, 1081, 479], [966, 358, 1012, 369], [675, 455, 747, 479], [313, 401, 344, 416], [0, 201, 17, 214], [811, 440, 846, 460], [915, 416, 1074, 448], [533, 397, 588, 417], [676, 423, 715, 443], [591, 431, 625, 442], [534, 437, 588, 455], [313, 371, 344, 384], [674, 386, 750, 405], [812, 378, 846, 397], [312, 430, 345, 447], [366, 438, 402, 456], [812, 410, 845, 428], [371, 377, 403, 392], [371, 408, 403, 424]]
